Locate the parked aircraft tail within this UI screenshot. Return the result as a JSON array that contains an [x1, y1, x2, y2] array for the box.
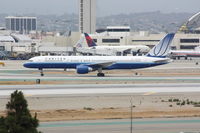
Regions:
[[84, 33, 97, 47], [75, 37, 85, 48]]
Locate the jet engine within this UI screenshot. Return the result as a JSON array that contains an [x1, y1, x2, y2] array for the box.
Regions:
[[76, 65, 93, 74]]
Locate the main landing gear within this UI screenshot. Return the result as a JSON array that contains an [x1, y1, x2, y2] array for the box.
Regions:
[[97, 73, 105, 77], [97, 68, 105, 77], [39, 68, 44, 76]]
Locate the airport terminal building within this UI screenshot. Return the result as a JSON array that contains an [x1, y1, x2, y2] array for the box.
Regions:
[[83, 26, 200, 50], [5, 16, 37, 34], [2, 11, 200, 58]]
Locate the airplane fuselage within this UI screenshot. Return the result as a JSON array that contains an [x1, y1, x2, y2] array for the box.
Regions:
[[170, 50, 200, 57], [91, 45, 150, 53], [24, 56, 170, 70]]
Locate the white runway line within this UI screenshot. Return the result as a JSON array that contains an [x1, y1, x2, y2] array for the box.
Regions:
[[1, 83, 200, 96]]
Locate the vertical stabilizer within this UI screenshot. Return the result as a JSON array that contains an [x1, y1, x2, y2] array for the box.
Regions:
[[146, 33, 175, 57], [75, 37, 85, 48], [84, 33, 97, 47]]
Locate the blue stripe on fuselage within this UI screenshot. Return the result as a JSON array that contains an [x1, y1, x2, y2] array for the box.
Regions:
[[23, 62, 167, 70], [24, 62, 85, 69], [105, 62, 166, 70]]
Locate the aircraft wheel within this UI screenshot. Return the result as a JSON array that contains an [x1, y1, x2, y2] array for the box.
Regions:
[[39, 69, 44, 76], [97, 73, 105, 77]]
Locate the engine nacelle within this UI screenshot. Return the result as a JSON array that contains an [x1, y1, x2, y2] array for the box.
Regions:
[[76, 65, 93, 74]]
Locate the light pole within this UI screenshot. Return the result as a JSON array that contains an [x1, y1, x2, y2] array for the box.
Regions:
[[130, 98, 133, 133]]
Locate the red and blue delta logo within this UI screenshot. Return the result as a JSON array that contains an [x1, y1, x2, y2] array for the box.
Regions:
[[86, 36, 94, 47], [84, 33, 97, 47]]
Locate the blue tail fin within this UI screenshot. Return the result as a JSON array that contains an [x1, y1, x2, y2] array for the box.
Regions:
[[146, 33, 175, 58], [84, 33, 97, 47]]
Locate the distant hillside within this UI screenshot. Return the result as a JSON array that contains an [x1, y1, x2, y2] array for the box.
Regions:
[[0, 11, 194, 33], [97, 11, 193, 33]]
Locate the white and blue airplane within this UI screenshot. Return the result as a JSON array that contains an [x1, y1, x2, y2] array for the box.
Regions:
[[24, 33, 175, 77]]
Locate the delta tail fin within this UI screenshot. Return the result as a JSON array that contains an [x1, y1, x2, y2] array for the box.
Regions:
[[84, 33, 97, 47], [146, 33, 175, 58]]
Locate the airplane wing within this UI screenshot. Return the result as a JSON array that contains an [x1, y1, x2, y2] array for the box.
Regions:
[[87, 61, 115, 68], [123, 48, 132, 53], [154, 58, 172, 64]]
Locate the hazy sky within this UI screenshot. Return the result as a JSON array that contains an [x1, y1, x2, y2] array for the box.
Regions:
[[0, 0, 200, 16]]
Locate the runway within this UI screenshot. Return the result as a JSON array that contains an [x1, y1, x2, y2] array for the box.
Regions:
[[1, 60, 200, 128], [1, 83, 200, 97], [2, 75, 200, 80], [39, 118, 200, 133], [0, 60, 200, 86]]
